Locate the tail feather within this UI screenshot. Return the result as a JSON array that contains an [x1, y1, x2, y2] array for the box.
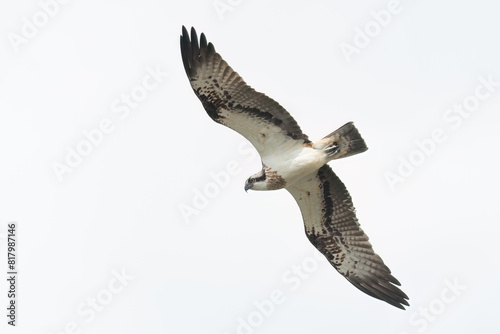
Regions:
[[314, 122, 368, 160]]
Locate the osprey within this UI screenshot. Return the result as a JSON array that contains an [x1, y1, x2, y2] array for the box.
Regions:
[[180, 26, 409, 310]]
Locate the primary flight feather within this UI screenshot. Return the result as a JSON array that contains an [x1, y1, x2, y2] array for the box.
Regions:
[[180, 26, 409, 309]]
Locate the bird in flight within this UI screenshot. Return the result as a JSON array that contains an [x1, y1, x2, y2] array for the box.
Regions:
[[180, 26, 409, 309]]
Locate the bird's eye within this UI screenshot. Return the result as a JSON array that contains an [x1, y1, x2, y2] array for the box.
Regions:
[[249, 178, 255, 183]]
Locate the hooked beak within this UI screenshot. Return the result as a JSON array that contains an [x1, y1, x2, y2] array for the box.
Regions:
[[244, 183, 253, 193]]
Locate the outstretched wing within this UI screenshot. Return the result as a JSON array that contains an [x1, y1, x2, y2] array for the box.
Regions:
[[286, 165, 409, 309], [180, 26, 310, 156]]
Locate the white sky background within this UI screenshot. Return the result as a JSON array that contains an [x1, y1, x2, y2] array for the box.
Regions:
[[1, 0, 500, 333]]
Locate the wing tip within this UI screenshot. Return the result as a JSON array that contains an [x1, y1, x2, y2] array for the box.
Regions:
[[180, 26, 216, 80], [349, 277, 410, 310], [180, 26, 193, 78]]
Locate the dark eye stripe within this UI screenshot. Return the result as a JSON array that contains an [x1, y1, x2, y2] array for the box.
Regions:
[[255, 174, 266, 182]]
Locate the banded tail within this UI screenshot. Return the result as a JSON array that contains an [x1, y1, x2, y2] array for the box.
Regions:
[[313, 122, 368, 160]]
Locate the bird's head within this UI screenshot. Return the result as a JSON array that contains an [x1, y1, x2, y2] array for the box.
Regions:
[[244, 170, 267, 192]]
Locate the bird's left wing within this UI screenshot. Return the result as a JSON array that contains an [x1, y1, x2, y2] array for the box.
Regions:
[[286, 165, 409, 309], [180, 26, 310, 156]]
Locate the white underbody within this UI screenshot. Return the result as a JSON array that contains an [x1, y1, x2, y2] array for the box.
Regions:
[[261, 142, 327, 188]]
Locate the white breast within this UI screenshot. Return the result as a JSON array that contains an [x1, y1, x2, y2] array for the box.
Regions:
[[262, 144, 326, 186]]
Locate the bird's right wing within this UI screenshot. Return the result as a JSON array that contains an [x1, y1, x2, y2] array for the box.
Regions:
[[286, 165, 409, 309], [180, 26, 310, 156]]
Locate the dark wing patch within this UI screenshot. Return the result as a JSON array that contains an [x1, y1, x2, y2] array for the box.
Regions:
[[286, 165, 409, 309], [180, 26, 310, 156]]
